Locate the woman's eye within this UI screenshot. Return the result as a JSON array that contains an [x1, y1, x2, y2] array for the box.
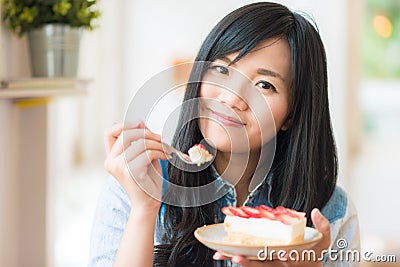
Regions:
[[256, 80, 276, 92], [210, 65, 229, 75]]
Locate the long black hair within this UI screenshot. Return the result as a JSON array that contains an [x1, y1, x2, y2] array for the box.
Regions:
[[154, 2, 337, 266]]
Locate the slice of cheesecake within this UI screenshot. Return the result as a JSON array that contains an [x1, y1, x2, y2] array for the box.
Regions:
[[222, 205, 307, 246]]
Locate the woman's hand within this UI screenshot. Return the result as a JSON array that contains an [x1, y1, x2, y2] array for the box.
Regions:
[[104, 121, 167, 214], [213, 208, 330, 267], [106, 121, 167, 266]]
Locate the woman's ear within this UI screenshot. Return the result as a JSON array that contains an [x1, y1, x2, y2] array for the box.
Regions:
[[280, 118, 292, 131]]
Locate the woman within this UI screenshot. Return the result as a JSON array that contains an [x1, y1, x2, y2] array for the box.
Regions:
[[89, 2, 360, 266]]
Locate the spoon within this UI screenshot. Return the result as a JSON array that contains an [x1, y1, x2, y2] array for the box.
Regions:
[[162, 142, 199, 165]]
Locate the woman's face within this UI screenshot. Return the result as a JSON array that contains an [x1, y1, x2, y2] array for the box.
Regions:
[[198, 37, 292, 153]]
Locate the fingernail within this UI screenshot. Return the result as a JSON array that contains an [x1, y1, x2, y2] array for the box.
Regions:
[[213, 252, 221, 260], [312, 208, 319, 215], [312, 208, 326, 228], [314, 208, 322, 220]]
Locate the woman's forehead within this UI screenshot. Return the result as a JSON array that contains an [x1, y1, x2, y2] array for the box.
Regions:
[[216, 37, 290, 64], [220, 37, 292, 82]]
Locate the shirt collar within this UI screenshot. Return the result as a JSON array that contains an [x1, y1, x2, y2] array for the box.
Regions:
[[210, 165, 273, 201]]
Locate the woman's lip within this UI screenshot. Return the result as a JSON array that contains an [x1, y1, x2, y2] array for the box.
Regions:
[[209, 109, 246, 126]]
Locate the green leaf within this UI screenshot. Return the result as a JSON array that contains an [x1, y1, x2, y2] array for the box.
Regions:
[[1, 0, 101, 36]]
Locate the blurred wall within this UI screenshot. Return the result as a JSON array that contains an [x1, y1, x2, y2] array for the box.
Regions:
[[0, 7, 31, 264]]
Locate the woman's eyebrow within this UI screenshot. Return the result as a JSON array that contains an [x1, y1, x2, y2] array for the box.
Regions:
[[217, 56, 286, 82], [218, 56, 232, 64], [257, 68, 285, 82]]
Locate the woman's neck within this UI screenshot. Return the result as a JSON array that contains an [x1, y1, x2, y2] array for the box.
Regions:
[[213, 150, 260, 206], [213, 141, 275, 206]]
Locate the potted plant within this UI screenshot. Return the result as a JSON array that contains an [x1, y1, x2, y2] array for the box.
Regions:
[[1, 0, 100, 77]]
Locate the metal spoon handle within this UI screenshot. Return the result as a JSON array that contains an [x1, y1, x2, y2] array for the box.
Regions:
[[162, 142, 193, 164]]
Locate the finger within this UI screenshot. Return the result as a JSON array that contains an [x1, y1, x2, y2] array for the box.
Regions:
[[213, 252, 231, 261], [311, 208, 330, 236], [214, 254, 253, 266], [124, 120, 145, 129], [232, 255, 288, 267], [122, 128, 161, 148], [124, 139, 166, 162], [134, 150, 168, 168], [104, 123, 123, 153], [126, 150, 167, 181], [104, 121, 144, 153], [126, 150, 167, 199], [109, 128, 161, 158], [311, 208, 331, 247], [213, 252, 286, 267], [230, 255, 263, 267]]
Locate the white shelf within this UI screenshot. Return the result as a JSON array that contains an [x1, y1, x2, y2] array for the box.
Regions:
[[0, 78, 90, 99], [0, 87, 87, 99]]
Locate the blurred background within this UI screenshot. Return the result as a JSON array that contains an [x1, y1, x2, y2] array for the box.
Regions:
[[0, 0, 399, 266]]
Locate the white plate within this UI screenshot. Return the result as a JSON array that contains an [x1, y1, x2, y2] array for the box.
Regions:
[[194, 223, 322, 260]]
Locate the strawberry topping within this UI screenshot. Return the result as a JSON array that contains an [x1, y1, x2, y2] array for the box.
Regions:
[[221, 205, 305, 225], [221, 207, 235, 216], [240, 206, 261, 218], [257, 206, 276, 219], [222, 206, 249, 218], [196, 144, 207, 150]]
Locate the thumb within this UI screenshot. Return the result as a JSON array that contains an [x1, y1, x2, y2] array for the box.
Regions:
[[311, 208, 331, 247]]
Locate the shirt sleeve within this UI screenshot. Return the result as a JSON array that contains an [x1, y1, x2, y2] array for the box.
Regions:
[[324, 196, 361, 267], [88, 175, 131, 267]]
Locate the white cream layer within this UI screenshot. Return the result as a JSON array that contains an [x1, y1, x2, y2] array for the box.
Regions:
[[224, 215, 306, 244], [188, 145, 213, 165]]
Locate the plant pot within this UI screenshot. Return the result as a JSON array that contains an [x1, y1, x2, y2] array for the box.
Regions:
[[27, 24, 82, 77]]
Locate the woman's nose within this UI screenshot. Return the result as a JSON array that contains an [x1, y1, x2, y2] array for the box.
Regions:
[[216, 88, 248, 111]]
